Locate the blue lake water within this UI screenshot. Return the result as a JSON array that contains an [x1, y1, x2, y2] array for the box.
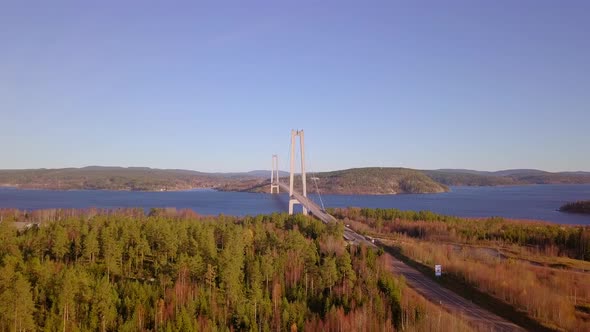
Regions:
[[0, 184, 589, 225]]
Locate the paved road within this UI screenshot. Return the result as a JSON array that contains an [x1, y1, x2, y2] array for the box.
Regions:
[[278, 183, 336, 224], [386, 251, 525, 331], [280, 188, 524, 331], [342, 229, 523, 330], [347, 235, 525, 330]]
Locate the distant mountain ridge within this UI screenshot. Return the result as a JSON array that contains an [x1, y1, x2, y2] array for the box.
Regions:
[[217, 167, 449, 194], [433, 168, 589, 176], [0, 166, 588, 193], [490, 169, 549, 177], [210, 170, 290, 178], [0, 167, 256, 191], [425, 168, 590, 186]]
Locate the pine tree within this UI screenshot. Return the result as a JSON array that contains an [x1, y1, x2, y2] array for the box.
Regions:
[[91, 277, 118, 332]]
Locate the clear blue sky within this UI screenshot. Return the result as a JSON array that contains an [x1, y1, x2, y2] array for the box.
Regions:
[[1, 1, 588, 172]]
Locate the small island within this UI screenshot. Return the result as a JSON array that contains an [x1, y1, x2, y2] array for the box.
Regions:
[[559, 200, 590, 214]]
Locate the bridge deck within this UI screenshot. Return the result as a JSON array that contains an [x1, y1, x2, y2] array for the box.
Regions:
[[277, 183, 336, 224], [277, 183, 372, 244]]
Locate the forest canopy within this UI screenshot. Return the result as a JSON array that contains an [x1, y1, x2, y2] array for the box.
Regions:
[[0, 208, 454, 332]]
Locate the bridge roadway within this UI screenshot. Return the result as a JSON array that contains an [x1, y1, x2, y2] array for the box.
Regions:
[[278, 183, 336, 223], [278, 183, 369, 244], [278, 183, 523, 331]]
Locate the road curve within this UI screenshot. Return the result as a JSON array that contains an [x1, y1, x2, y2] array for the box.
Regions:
[[341, 228, 524, 330], [343, 233, 524, 331], [386, 252, 525, 331], [277, 188, 525, 331]]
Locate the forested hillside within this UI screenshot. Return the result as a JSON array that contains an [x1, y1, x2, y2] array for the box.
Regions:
[[308, 168, 448, 194], [218, 168, 449, 194], [1, 166, 588, 193], [0, 209, 472, 331], [0, 167, 236, 191], [425, 169, 590, 186]]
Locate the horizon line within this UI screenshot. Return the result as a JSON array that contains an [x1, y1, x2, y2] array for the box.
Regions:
[[0, 165, 588, 174]]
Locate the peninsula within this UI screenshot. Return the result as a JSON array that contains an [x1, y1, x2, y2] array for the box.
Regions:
[[559, 200, 590, 215]]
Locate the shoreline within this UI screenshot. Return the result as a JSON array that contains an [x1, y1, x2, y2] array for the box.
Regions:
[[2, 182, 590, 194], [0, 184, 216, 192]]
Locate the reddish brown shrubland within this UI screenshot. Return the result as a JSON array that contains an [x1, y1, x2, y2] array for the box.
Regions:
[[396, 236, 590, 330], [336, 207, 590, 331]]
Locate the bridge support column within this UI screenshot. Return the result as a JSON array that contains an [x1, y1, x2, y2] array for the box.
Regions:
[[270, 154, 279, 194], [289, 129, 307, 215]]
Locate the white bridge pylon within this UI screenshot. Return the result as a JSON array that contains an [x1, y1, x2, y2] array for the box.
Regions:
[[289, 129, 307, 215], [269, 130, 341, 224], [270, 154, 279, 194], [270, 130, 308, 216]]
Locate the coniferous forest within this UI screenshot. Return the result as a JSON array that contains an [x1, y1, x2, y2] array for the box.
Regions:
[[0, 208, 470, 332]]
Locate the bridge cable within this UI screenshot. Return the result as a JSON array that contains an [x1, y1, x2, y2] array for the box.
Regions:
[[285, 132, 293, 189], [306, 148, 326, 211]]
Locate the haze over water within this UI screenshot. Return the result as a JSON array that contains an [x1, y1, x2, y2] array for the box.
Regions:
[[1, 184, 588, 225]]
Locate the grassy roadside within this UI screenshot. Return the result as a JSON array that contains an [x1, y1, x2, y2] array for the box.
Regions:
[[378, 242, 558, 332]]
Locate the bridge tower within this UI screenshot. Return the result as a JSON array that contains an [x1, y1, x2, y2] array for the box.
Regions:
[[289, 129, 307, 215], [270, 154, 279, 194]]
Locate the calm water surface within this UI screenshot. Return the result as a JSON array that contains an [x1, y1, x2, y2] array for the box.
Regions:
[[0, 185, 589, 225]]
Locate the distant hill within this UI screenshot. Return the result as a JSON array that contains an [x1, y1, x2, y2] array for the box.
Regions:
[[226, 170, 289, 179], [1, 166, 588, 193], [559, 171, 590, 176], [424, 170, 516, 186], [218, 167, 449, 194], [313, 168, 448, 194], [433, 168, 549, 177], [490, 169, 548, 177], [242, 170, 290, 178], [202, 170, 290, 179], [0, 167, 256, 191], [434, 169, 494, 176], [425, 169, 590, 186]]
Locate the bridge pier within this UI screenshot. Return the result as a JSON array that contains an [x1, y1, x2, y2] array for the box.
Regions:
[[288, 198, 307, 215]]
